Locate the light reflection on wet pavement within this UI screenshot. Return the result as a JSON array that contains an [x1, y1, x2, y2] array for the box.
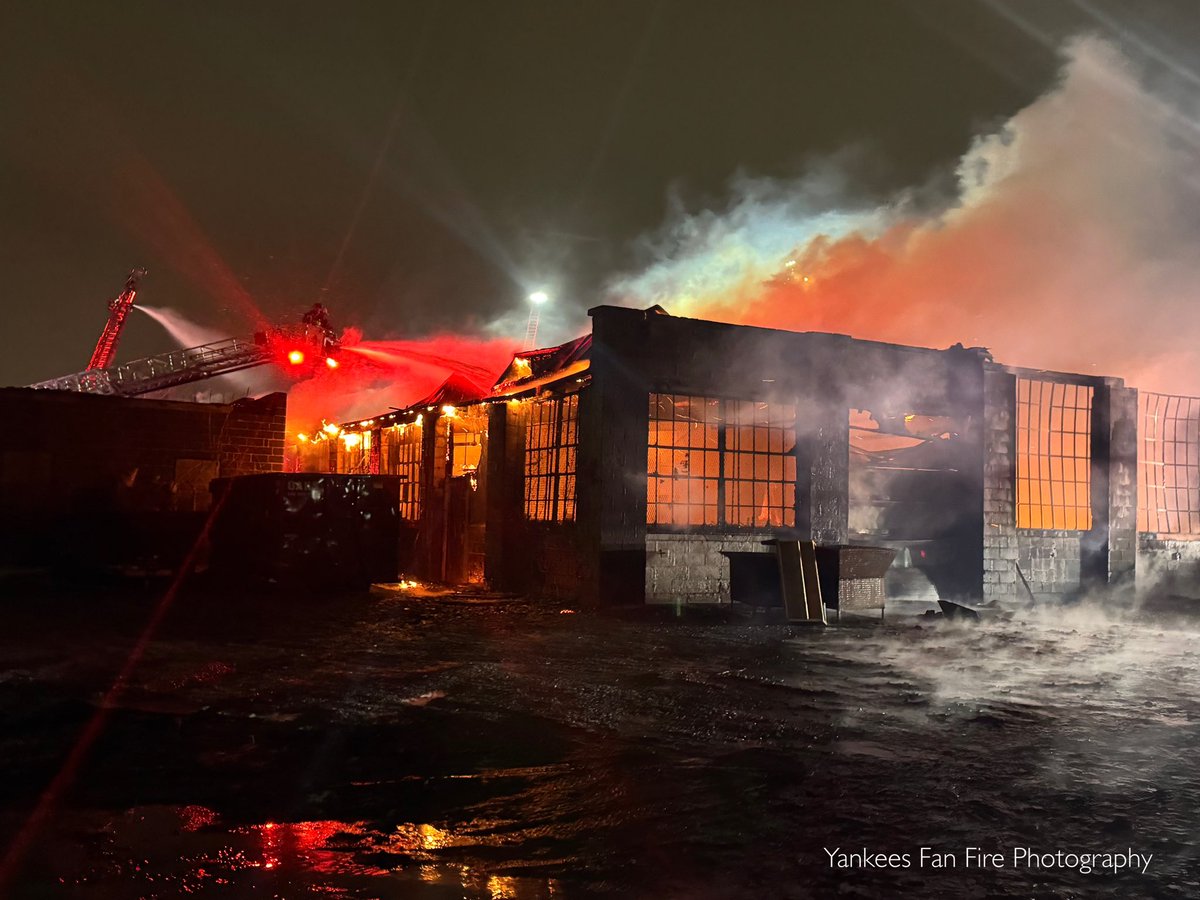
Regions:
[[2, 588, 1199, 897]]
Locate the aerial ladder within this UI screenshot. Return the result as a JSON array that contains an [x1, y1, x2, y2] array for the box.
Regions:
[[29, 272, 339, 397], [86, 267, 147, 371]]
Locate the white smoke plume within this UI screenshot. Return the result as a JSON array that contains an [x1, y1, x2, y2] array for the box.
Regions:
[[134, 305, 279, 400], [609, 36, 1200, 394]]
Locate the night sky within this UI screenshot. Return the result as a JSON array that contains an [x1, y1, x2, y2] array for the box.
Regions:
[[1, 1, 1192, 386]]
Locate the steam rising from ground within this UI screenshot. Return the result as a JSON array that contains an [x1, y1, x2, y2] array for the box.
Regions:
[[611, 36, 1200, 394]]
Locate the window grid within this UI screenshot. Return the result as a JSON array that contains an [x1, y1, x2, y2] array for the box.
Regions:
[[335, 431, 372, 474], [523, 394, 578, 522], [1138, 392, 1200, 535], [647, 393, 796, 529], [1016, 378, 1092, 531], [382, 423, 423, 521]]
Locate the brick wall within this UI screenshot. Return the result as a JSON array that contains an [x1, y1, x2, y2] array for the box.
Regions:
[[0, 387, 286, 565]]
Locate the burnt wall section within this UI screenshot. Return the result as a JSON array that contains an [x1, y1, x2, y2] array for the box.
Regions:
[[483, 396, 595, 602], [587, 306, 988, 605], [0, 388, 285, 567]]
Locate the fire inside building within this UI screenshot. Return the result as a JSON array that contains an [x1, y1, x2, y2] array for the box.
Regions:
[[8, 269, 1199, 606], [268, 303, 1199, 607]]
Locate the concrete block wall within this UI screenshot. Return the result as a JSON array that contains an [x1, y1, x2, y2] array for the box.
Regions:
[[1138, 537, 1200, 599], [1017, 531, 1085, 595], [982, 368, 1021, 602], [645, 532, 769, 605]]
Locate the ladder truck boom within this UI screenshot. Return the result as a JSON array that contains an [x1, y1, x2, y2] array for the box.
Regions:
[[87, 268, 146, 371], [30, 302, 343, 398]]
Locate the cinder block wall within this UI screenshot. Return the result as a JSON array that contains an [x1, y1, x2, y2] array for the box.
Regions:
[[1138, 538, 1200, 598], [646, 533, 767, 604], [982, 368, 1021, 602]]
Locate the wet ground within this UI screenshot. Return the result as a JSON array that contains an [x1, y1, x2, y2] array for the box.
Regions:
[[1, 578, 1198, 899]]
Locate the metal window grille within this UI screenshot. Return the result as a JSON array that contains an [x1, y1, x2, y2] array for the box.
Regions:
[[1016, 378, 1092, 530], [451, 406, 488, 477], [523, 394, 578, 522], [647, 393, 796, 528], [382, 422, 423, 521], [1138, 392, 1200, 535], [335, 430, 372, 474]]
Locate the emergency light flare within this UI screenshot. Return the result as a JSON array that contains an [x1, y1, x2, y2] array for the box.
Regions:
[[288, 350, 305, 365]]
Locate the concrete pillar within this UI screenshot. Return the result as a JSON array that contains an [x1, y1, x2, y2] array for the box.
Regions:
[[981, 368, 1020, 604]]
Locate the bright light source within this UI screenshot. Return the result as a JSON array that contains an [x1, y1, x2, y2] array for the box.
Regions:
[[325, 356, 339, 369], [288, 349, 305, 365], [442, 405, 457, 417], [528, 291, 549, 305]]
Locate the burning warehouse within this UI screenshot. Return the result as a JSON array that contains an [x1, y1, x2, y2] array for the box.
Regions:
[[309, 303, 1198, 610]]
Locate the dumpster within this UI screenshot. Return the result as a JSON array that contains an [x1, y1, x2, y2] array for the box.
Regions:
[[815, 544, 897, 615], [209, 474, 401, 588]]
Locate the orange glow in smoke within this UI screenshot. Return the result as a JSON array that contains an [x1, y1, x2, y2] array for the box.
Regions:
[[325, 356, 339, 369], [288, 349, 305, 365]]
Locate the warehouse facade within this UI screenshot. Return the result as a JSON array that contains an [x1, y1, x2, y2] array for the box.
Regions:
[[322, 306, 1198, 606]]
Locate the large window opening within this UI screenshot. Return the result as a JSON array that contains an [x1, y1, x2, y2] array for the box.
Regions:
[[1138, 392, 1200, 535], [449, 405, 488, 478], [381, 421, 423, 521], [647, 393, 796, 529], [848, 409, 966, 539], [1016, 378, 1092, 531], [335, 429, 371, 474], [523, 394, 578, 522]]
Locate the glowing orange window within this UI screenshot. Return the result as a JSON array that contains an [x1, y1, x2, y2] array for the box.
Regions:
[[1016, 378, 1092, 531]]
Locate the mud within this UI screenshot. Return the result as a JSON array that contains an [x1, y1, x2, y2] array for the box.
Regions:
[[1, 581, 1198, 898]]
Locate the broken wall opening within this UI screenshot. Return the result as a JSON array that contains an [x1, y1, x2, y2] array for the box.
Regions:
[[847, 406, 976, 599]]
